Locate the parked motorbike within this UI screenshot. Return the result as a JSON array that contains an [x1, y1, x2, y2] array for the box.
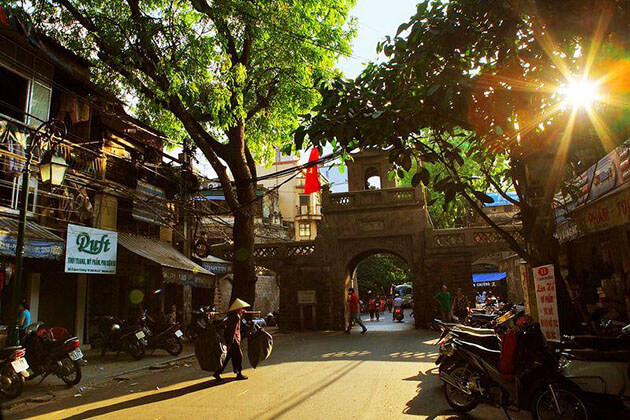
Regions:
[[22, 322, 83, 387], [393, 306, 404, 322], [0, 345, 28, 400], [139, 311, 184, 356], [94, 316, 147, 360], [185, 306, 215, 342], [436, 309, 589, 419], [557, 323, 630, 416]]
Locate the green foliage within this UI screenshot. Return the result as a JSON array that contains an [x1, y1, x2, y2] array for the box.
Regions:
[[355, 254, 410, 295], [28, 0, 356, 165], [299, 0, 630, 263]]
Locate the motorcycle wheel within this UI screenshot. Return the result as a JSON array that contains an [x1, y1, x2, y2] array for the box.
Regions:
[[0, 366, 24, 400], [59, 357, 82, 386], [166, 337, 184, 356], [126, 340, 145, 361], [532, 385, 588, 420], [443, 363, 479, 413], [185, 325, 198, 342]]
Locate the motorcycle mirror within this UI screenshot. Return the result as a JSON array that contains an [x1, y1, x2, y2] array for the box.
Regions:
[[622, 324, 630, 336]]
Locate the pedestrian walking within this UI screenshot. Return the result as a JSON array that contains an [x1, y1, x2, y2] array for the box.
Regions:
[[374, 298, 381, 321], [434, 285, 452, 322], [214, 298, 250, 381], [345, 288, 367, 334], [379, 296, 386, 314], [387, 296, 393, 312], [367, 291, 377, 321], [452, 288, 470, 321]]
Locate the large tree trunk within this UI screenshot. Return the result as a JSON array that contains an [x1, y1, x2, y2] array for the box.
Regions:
[[226, 124, 258, 307], [519, 153, 589, 333]]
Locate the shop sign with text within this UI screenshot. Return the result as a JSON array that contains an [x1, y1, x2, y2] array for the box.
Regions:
[[65, 224, 117, 274], [533, 264, 560, 342]]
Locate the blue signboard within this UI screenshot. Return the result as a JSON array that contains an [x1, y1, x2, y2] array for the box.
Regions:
[[0, 234, 64, 260]]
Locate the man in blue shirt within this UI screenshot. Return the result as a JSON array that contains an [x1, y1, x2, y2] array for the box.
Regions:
[[17, 300, 31, 331]]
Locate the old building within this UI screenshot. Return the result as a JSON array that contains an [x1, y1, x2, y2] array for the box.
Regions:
[[0, 8, 210, 343]]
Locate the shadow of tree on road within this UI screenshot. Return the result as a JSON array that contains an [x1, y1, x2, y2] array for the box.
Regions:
[[63, 378, 233, 420]]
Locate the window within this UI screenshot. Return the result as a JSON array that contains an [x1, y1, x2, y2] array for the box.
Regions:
[[299, 194, 310, 215], [0, 66, 28, 121], [299, 223, 311, 237], [0, 65, 51, 127]]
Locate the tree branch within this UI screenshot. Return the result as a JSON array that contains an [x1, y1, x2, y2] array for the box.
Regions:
[[483, 169, 520, 206], [191, 0, 239, 64]]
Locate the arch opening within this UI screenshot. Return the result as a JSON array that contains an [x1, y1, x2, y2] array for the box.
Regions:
[[363, 166, 381, 190]]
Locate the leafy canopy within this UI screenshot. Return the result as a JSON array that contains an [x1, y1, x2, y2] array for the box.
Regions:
[[30, 0, 356, 164], [300, 0, 630, 262]]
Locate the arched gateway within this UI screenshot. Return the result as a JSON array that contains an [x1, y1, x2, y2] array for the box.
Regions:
[[211, 151, 519, 330]]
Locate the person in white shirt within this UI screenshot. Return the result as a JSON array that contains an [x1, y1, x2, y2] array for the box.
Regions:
[[392, 294, 404, 320]]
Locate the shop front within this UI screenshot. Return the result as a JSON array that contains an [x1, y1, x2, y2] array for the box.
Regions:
[[0, 215, 66, 329], [564, 183, 630, 320], [86, 233, 213, 342]]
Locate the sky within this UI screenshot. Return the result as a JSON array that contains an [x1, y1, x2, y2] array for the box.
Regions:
[[188, 0, 419, 190]]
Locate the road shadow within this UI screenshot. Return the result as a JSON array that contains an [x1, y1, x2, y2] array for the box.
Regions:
[[63, 378, 232, 420]]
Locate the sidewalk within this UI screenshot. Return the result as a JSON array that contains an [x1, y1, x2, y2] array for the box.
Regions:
[[3, 342, 197, 409]]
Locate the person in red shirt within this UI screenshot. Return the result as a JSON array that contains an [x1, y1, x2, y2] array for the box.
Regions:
[[345, 288, 367, 334], [367, 291, 377, 321]]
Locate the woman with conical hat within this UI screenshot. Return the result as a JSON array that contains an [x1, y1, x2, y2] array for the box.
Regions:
[[214, 298, 250, 381]]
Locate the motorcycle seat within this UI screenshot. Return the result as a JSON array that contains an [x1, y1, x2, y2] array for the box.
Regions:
[[562, 348, 630, 362], [562, 334, 630, 351], [453, 338, 501, 365], [0, 346, 23, 358], [470, 313, 497, 320]]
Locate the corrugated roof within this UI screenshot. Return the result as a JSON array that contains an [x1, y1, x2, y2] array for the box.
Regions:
[[118, 233, 212, 276], [0, 216, 63, 241]]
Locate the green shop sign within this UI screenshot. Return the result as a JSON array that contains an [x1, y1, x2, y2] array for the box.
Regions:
[[65, 224, 117, 274]]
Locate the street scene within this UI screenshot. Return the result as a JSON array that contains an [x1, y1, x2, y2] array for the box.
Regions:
[[1, 0, 630, 419]]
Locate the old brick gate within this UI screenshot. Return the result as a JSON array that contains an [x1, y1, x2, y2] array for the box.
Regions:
[[211, 151, 520, 330]]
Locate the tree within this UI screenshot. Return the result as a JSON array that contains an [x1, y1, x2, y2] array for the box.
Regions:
[[300, 0, 630, 327], [28, 0, 355, 305], [397, 145, 482, 228], [355, 254, 410, 295]]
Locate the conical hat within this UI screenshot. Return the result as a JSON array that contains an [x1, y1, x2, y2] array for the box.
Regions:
[[228, 298, 250, 312]]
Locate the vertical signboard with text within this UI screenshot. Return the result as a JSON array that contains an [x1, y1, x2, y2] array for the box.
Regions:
[[532, 264, 560, 342], [65, 224, 117, 274]]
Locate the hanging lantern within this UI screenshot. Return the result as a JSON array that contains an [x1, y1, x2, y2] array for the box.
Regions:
[[39, 150, 69, 186]]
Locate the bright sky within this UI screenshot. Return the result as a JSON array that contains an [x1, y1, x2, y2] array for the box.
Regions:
[[188, 0, 419, 188], [336, 0, 418, 79]]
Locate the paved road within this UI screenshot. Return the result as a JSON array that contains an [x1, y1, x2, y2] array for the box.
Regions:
[[5, 311, 517, 419]]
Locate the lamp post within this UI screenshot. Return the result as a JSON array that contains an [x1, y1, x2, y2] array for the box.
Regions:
[[12, 119, 68, 314]]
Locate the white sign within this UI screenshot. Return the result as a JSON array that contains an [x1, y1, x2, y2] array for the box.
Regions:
[[533, 264, 560, 342], [65, 224, 117, 274], [297, 290, 317, 305]]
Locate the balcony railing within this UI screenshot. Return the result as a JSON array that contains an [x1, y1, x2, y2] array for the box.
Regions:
[[323, 187, 422, 212], [296, 204, 322, 217]]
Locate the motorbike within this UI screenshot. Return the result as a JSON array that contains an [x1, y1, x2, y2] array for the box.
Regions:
[[557, 323, 630, 416], [0, 345, 28, 400], [94, 316, 147, 360], [185, 306, 215, 342], [436, 309, 589, 419], [139, 311, 184, 356], [22, 322, 83, 387], [393, 306, 404, 322], [265, 310, 280, 327]]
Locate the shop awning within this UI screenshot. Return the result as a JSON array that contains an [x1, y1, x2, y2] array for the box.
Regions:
[[0, 216, 64, 260], [118, 233, 214, 288], [473, 272, 507, 283]]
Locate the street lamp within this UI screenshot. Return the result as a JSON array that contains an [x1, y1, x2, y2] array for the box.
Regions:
[[12, 119, 67, 323]]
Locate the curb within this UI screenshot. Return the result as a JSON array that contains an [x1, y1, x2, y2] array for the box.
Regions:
[[4, 352, 196, 411]]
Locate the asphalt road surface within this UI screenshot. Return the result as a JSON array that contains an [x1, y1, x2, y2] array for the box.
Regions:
[[5, 310, 521, 419]]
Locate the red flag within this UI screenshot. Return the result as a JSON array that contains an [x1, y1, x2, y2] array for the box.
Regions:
[[303, 148, 321, 194]]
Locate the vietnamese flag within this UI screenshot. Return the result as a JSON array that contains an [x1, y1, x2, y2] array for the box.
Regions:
[[303, 148, 321, 194]]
